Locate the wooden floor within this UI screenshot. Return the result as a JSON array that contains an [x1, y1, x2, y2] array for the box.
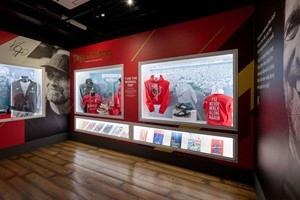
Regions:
[[0, 140, 256, 200]]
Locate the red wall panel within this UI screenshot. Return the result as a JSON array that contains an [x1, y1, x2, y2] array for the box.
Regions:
[[71, 6, 255, 169], [0, 121, 24, 148]]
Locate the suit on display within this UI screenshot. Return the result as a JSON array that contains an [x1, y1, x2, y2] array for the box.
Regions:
[[11, 76, 40, 113]]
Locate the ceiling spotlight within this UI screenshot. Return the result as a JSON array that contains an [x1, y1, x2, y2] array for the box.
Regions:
[[95, 12, 105, 18], [127, 0, 133, 6]]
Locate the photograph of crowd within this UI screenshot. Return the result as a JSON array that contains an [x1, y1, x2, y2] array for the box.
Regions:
[[140, 51, 235, 127]]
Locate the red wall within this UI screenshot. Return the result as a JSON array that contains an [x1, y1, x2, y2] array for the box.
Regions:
[[70, 6, 255, 169], [0, 121, 24, 149], [0, 31, 69, 148], [0, 31, 25, 148]]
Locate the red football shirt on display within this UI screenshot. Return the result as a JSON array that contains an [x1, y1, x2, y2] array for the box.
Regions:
[[144, 75, 170, 114], [118, 82, 122, 113], [203, 93, 233, 126], [81, 94, 103, 114], [108, 94, 120, 116]]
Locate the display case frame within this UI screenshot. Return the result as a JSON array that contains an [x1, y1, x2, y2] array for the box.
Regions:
[[75, 116, 130, 140], [74, 116, 238, 163], [0, 63, 45, 122], [74, 64, 124, 119], [138, 49, 238, 131], [133, 123, 238, 162]]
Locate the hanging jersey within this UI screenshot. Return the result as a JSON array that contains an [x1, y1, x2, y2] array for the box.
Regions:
[[108, 94, 120, 116], [144, 75, 170, 114], [0, 77, 10, 110], [118, 82, 122, 113], [203, 94, 233, 126], [81, 94, 103, 114]]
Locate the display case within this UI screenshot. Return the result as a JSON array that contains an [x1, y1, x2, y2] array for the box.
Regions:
[[133, 124, 237, 162], [74, 116, 237, 162], [74, 64, 123, 119], [138, 49, 238, 131], [0, 63, 45, 122], [75, 116, 129, 140]]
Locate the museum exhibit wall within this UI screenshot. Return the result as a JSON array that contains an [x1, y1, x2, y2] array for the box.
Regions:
[[0, 30, 70, 149], [70, 6, 255, 171], [255, 0, 300, 199]]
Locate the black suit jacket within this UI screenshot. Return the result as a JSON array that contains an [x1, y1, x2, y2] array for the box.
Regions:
[[11, 79, 39, 112]]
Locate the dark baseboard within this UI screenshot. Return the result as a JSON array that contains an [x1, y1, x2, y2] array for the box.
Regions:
[[0, 132, 69, 159], [254, 173, 266, 200], [70, 132, 254, 185]]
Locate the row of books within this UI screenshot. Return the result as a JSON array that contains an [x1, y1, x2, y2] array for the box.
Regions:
[[79, 120, 129, 138], [136, 129, 224, 156]]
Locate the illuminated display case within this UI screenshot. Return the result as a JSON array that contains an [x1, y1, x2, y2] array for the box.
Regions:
[[75, 116, 129, 140], [133, 124, 237, 162], [74, 64, 123, 119], [0, 63, 45, 122], [74, 116, 237, 162], [138, 49, 238, 131]]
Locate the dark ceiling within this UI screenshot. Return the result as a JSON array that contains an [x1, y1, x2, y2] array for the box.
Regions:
[[0, 0, 255, 50]]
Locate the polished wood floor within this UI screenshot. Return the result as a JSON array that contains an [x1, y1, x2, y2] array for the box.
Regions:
[[0, 140, 256, 200]]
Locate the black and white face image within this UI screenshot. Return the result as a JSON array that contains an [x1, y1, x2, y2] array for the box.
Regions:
[[284, 0, 300, 164]]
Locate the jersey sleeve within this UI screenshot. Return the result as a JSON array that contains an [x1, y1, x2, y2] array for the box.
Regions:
[[158, 81, 170, 114], [81, 96, 87, 108], [144, 81, 155, 112]]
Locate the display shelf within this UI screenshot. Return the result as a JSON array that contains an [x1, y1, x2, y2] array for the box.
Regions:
[[74, 64, 123, 119], [74, 116, 237, 162], [133, 124, 237, 162], [75, 116, 129, 140], [0, 63, 45, 122]]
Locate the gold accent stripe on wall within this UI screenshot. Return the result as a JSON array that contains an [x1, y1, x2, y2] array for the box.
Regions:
[[0, 122, 6, 127], [154, 147, 173, 153], [238, 60, 255, 110], [198, 26, 225, 54], [131, 29, 156, 62]]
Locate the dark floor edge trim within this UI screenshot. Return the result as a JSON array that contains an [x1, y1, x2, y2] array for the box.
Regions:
[[0, 133, 69, 159], [254, 173, 266, 200]]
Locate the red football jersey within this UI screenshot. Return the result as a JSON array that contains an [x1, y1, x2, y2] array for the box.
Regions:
[[203, 94, 233, 126], [144, 75, 170, 114], [118, 82, 122, 113], [108, 94, 120, 116], [81, 94, 103, 114]]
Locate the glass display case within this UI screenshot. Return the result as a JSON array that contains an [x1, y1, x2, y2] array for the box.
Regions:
[[74, 116, 237, 162], [133, 124, 237, 162], [74, 64, 123, 119], [0, 63, 45, 122], [75, 116, 129, 140], [138, 49, 238, 131]]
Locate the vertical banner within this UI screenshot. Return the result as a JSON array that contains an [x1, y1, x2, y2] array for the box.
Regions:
[[256, 0, 300, 199]]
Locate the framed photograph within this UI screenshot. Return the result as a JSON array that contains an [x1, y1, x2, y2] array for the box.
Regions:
[[74, 64, 123, 119], [138, 49, 238, 131], [0, 63, 45, 122]]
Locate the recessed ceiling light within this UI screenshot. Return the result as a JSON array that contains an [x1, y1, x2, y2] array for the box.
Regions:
[[127, 0, 133, 6]]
